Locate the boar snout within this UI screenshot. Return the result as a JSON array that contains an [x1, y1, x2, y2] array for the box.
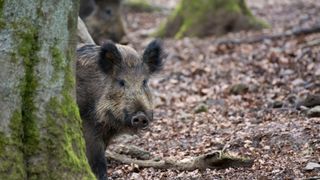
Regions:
[[131, 112, 150, 128]]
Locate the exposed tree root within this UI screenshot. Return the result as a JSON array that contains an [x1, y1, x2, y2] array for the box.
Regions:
[[302, 39, 320, 49], [106, 145, 253, 171], [215, 25, 320, 45]]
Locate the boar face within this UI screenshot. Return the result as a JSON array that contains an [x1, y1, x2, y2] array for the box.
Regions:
[[76, 40, 163, 180], [95, 40, 163, 133], [84, 0, 126, 44]]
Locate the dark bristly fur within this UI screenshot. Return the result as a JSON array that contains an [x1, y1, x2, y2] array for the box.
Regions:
[[99, 40, 123, 73], [143, 39, 164, 73], [80, 0, 126, 43], [76, 40, 164, 180]]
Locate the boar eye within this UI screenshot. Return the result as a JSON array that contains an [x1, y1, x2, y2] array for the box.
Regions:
[[142, 79, 148, 87], [105, 9, 112, 16], [118, 79, 125, 87]]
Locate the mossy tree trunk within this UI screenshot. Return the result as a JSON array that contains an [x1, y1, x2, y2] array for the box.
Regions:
[[0, 0, 95, 179], [157, 0, 267, 38]]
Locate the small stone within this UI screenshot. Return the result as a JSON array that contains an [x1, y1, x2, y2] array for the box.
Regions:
[[194, 103, 208, 114], [271, 100, 283, 108], [206, 98, 225, 106], [297, 94, 320, 108], [178, 112, 192, 122], [307, 106, 320, 117], [291, 78, 305, 86], [286, 94, 298, 105], [111, 169, 124, 178], [229, 83, 249, 95], [130, 172, 143, 180], [304, 162, 320, 171]]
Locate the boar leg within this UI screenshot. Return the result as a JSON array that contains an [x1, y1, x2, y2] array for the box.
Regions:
[[84, 128, 107, 180]]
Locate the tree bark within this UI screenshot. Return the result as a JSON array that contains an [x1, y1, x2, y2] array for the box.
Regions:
[[0, 0, 95, 179], [157, 0, 267, 38]]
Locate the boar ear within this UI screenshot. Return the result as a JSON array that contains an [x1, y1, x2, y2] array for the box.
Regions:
[[143, 39, 164, 74], [99, 40, 122, 73]]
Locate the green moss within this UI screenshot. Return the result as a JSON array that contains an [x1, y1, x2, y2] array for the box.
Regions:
[[15, 22, 47, 179], [251, 17, 270, 28], [0, 18, 41, 179], [157, 0, 268, 38], [175, 0, 239, 38], [0, 110, 26, 180], [237, 0, 269, 29], [124, 0, 160, 12], [44, 42, 94, 179], [0, 0, 4, 17], [36, 5, 44, 19], [50, 46, 65, 80], [8, 111, 24, 148], [10, 52, 19, 63], [67, 11, 77, 34], [45, 90, 94, 178], [17, 25, 41, 158], [154, 1, 183, 37], [0, 20, 5, 30], [0, 132, 5, 154], [59, 52, 90, 172], [0, 0, 5, 30]]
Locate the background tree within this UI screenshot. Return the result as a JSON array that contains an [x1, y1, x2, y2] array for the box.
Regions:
[[157, 0, 267, 38], [0, 0, 94, 179]]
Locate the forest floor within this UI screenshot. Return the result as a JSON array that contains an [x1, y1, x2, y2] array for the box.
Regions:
[[108, 0, 320, 179]]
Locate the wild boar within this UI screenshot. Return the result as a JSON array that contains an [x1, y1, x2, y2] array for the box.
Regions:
[[79, 0, 127, 44], [76, 40, 163, 179]]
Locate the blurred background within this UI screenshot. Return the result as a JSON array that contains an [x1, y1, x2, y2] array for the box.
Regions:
[[80, 0, 320, 45]]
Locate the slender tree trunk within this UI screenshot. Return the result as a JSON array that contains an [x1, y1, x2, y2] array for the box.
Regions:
[[157, 0, 267, 38], [0, 0, 95, 179]]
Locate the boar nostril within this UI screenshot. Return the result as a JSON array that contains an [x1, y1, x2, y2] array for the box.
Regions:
[[142, 119, 148, 125], [131, 114, 149, 128], [132, 117, 139, 123]]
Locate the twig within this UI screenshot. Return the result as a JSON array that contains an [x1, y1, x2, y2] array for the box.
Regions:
[[106, 148, 253, 171], [301, 39, 320, 49], [304, 177, 320, 180]]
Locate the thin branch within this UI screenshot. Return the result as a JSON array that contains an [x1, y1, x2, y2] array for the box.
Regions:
[[106, 147, 253, 171]]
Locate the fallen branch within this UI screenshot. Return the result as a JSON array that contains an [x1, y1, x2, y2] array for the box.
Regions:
[[106, 145, 253, 171], [305, 177, 320, 180], [301, 39, 320, 49], [215, 25, 320, 45], [112, 144, 152, 160]]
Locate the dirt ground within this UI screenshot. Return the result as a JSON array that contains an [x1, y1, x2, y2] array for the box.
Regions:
[[107, 0, 320, 179]]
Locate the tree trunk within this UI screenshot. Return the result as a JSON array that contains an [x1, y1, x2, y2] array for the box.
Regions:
[[0, 0, 95, 179], [156, 0, 267, 38]]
